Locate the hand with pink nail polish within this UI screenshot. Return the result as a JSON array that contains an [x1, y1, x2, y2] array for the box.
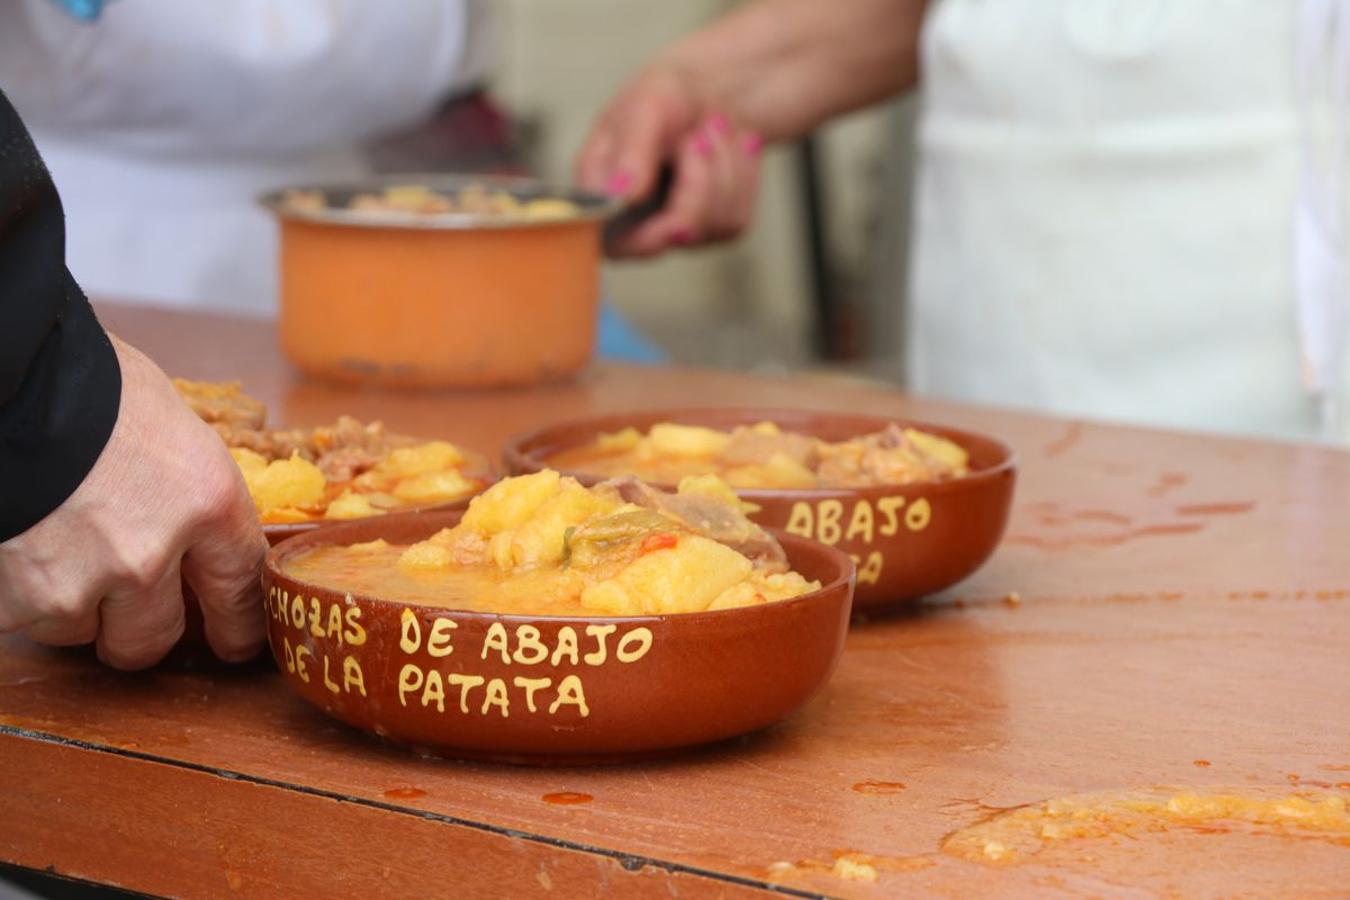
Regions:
[[574, 0, 923, 259], [575, 63, 766, 259]]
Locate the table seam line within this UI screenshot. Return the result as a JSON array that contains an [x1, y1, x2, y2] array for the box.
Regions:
[[0, 724, 828, 900]]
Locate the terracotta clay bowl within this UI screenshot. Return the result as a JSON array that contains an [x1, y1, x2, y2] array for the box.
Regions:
[[262, 510, 855, 764], [503, 409, 1016, 611]]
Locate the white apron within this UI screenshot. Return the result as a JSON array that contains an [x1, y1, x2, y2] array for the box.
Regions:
[[908, 0, 1349, 443], [0, 0, 487, 316]]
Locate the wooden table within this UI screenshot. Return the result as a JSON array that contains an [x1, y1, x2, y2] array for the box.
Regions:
[[2, 304, 1347, 898]]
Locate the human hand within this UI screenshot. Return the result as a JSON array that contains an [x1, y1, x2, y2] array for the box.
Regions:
[[576, 62, 764, 258], [0, 336, 266, 669]]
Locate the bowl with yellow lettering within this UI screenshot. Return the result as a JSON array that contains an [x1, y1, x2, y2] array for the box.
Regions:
[[503, 409, 1016, 611], [261, 509, 855, 764]]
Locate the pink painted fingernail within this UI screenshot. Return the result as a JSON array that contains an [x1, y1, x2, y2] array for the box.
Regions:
[[605, 170, 632, 195], [742, 132, 763, 156], [709, 113, 730, 135], [670, 227, 694, 245], [692, 132, 714, 157]]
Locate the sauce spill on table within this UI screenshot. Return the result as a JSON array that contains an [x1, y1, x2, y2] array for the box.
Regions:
[[1073, 509, 1132, 526], [1147, 471, 1189, 497], [768, 850, 933, 884], [542, 791, 594, 805], [1006, 520, 1204, 551], [383, 787, 427, 800], [1043, 421, 1083, 458], [853, 780, 907, 795], [943, 789, 1350, 865], [1193, 760, 1212, 767], [1177, 501, 1256, 516]]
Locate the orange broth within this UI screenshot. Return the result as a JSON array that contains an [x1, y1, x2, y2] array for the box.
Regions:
[[284, 541, 597, 617]]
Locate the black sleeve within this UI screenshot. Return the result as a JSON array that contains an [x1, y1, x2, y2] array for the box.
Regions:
[[0, 88, 122, 542]]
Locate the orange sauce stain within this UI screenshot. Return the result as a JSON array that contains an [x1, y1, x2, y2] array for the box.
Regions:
[[383, 787, 427, 800], [542, 791, 593, 805], [1288, 774, 1301, 784], [943, 789, 1350, 865], [1007, 520, 1203, 551], [853, 780, 907, 795], [1193, 760, 1212, 767], [1132, 522, 1206, 539], [1073, 509, 1132, 526], [1176, 501, 1256, 516], [1147, 471, 1189, 498], [1043, 422, 1083, 458]]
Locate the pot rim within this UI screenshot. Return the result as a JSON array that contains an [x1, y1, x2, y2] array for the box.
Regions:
[[259, 173, 623, 231]]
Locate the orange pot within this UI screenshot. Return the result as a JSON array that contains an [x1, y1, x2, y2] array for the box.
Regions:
[[261, 177, 618, 389]]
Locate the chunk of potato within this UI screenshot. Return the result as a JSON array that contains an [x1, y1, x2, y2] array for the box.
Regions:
[[754, 571, 821, 602], [397, 541, 453, 572], [645, 424, 730, 458], [461, 470, 561, 534], [505, 479, 621, 568], [675, 473, 762, 515], [229, 447, 268, 474], [244, 453, 325, 514], [262, 507, 313, 524], [580, 534, 751, 615], [376, 441, 465, 479], [706, 581, 764, 611], [904, 428, 969, 473], [577, 580, 642, 616], [594, 427, 642, 453], [324, 490, 383, 520], [391, 469, 477, 505], [708, 571, 819, 610], [522, 198, 579, 219]]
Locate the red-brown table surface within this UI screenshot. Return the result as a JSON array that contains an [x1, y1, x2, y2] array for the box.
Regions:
[[2, 304, 1347, 898]]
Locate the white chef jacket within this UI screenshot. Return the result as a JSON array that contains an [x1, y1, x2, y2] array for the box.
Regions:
[[0, 0, 488, 316], [907, 0, 1349, 443]]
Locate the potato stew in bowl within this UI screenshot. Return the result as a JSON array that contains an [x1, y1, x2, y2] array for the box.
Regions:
[[504, 409, 1016, 611], [176, 379, 491, 540], [264, 471, 854, 762]]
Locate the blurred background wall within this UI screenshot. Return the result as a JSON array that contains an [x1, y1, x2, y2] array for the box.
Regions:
[[489, 0, 917, 379]]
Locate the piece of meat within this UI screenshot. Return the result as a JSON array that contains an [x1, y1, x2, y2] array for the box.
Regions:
[[173, 379, 266, 431], [310, 417, 413, 480], [604, 477, 788, 571], [721, 426, 818, 468]]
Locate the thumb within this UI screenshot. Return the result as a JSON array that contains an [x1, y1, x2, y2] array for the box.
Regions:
[[182, 497, 267, 663]]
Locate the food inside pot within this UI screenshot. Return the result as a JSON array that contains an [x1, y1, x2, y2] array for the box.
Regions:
[[282, 470, 822, 616], [175, 379, 486, 523], [546, 420, 970, 489], [281, 184, 579, 220]]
